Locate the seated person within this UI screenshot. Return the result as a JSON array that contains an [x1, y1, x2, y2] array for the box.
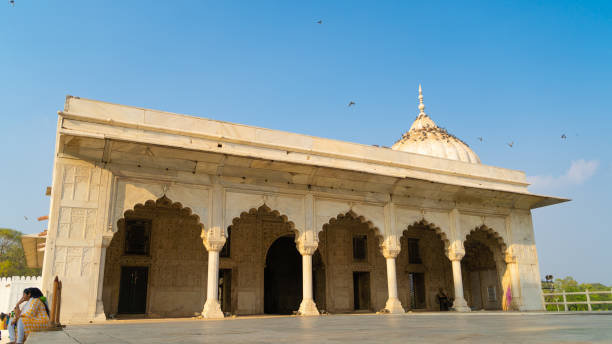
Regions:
[[436, 288, 451, 311], [8, 288, 50, 344], [0, 312, 6, 340]]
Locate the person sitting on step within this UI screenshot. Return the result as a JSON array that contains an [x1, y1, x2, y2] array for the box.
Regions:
[[436, 288, 451, 311], [8, 288, 50, 344]]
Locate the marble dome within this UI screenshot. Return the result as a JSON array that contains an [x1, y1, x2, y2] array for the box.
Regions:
[[391, 86, 481, 164]]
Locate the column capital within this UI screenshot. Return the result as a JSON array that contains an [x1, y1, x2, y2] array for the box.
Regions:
[[382, 246, 400, 259], [381, 236, 401, 259], [447, 240, 465, 261], [447, 248, 465, 261], [201, 229, 226, 252], [297, 240, 318, 256], [101, 229, 114, 248]]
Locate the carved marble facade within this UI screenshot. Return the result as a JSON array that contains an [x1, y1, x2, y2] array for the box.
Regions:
[[40, 95, 567, 323]]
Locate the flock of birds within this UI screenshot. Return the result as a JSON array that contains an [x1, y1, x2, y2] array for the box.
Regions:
[[15, 16, 571, 222], [347, 99, 569, 149]]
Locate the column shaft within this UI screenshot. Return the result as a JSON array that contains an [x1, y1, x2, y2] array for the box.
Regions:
[[451, 259, 470, 312], [302, 254, 313, 301], [298, 253, 319, 316], [207, 250, 220, 303], [93, 246, 108, 321], [202, 250, 224, 319], [383, 256, 404, 313], [386, 258, 398, 299]]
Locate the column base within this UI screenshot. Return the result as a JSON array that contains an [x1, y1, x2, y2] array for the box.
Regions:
[[201, 300, 224, 319], [452, 297, 471, 312], [297, 299, 320, 316], [384, 298, 405, 314], [93, 301, 107, 322]]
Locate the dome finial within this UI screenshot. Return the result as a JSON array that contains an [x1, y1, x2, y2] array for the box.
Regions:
[[418, 84, 426, 116]]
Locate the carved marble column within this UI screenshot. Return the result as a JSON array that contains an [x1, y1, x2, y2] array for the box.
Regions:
[[201, 237, 226, 319], [448, 249, 471, 312], [93, 230, 114, 321], [297, 241, 319, 316], [383, 246, 405, 314], [201, 183, 226, 319]]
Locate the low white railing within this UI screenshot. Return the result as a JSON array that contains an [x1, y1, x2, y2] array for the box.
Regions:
[[543, 289, 612, 311]]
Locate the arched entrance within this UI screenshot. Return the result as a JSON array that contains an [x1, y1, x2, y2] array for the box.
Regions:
[[317, 212, 385, 313], [462, 226, 507, 310], [397, 221, 453, 311], [264, 236, 302, 314], [224, 204, 299, 315], [103, 196, 207, 318]]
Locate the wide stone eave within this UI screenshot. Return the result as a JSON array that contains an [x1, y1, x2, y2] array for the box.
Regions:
[[21, 233, 46, 269], [56, 96, 568, 210]]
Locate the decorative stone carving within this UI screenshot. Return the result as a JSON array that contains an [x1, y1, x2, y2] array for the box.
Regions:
[[447, 243, 465, 261], [381, 236, 401, 259], [201, 228, 226, 252], [297, 241, 318, 256]]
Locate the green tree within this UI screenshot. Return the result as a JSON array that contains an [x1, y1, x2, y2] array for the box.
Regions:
[[543, 276, 612, 311], [0, 228, 41, 277]]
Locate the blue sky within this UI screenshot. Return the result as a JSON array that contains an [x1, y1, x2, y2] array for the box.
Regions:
[[1, 1, 610, 284]]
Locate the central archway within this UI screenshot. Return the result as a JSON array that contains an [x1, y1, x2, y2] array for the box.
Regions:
[[462, 226, 508, 310], [397, 220, 453, 311], [317, 211, 385, 313], [264, 236, 302, 314]]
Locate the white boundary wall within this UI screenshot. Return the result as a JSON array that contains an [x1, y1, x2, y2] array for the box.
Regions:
[[0, 276, 42, 314]]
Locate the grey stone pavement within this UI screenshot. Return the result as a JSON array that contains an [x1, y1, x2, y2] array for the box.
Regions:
[[28, 312, 612, 344]]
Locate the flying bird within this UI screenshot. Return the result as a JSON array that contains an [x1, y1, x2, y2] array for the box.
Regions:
[[317, 20, 323, 24], [9, 0, 15, 7], [348, 101, 355, 107], [561, 134, 567, 139], [477, 137, 483, 142], [507, 141, 514, 148]]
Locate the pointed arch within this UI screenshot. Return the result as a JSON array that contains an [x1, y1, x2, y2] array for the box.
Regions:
[[104, 195, 208, 317], [398, 219, 454, 311], [119, 195, 203, 229], [111, 180, 209, 234], [321, 210, 384, 245], [465, 225, 507, 254], [229, 204, 300, 240], [402, 219, 450, 252], [462, 225, 509, 311]]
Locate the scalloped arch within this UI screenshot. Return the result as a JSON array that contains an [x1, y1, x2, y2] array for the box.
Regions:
[[119, 195, 204, 229], [465, 225, 508, 253], [229, 204, 299, 239], [321, 210, 384, 245], [402, 219, 450, 251]]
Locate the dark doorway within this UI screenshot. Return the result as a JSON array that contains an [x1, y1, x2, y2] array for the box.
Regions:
[[313, 250, 326, 311], [409, 272, 426, 309], [264, 236, 302, 314], [219, 269, 232, 314], [118, 266, 148, 314], [353, 271, 371, 311]]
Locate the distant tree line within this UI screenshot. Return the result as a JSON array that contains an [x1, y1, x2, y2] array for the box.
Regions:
[[542, 276, 612, 311], [0, 228, 41, 277]]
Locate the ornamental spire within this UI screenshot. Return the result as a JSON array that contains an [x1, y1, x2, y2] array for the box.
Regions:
[[418, 84, 426, 116]]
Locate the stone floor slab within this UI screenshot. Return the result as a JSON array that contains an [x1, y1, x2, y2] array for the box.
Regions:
[[26, 313, 612, 343]]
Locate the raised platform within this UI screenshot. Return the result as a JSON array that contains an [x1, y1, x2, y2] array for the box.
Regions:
[[27, 312, 612, 343]]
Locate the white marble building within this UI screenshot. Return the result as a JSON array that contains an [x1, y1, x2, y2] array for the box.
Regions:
[[40, 88, 566, 323]]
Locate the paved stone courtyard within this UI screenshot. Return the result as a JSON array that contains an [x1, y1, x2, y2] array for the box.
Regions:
[[27, 313, 612, 343]]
